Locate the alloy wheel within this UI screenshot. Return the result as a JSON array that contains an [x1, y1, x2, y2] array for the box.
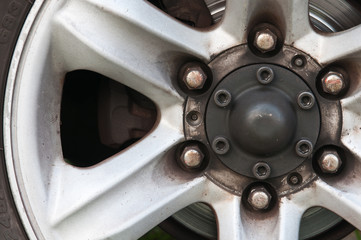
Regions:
[[4, 0, 361, 239]]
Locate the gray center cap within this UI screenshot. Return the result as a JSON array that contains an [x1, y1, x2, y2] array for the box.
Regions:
[[231, 87, 296, 156], [206, 64, 320, 178]]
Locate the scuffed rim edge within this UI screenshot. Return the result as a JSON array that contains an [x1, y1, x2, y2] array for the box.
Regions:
[[4, 0, 46, 239]]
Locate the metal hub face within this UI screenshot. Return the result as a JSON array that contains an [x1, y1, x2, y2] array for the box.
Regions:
[[184, 44, 342, 193], [206, 64, 320, 178]]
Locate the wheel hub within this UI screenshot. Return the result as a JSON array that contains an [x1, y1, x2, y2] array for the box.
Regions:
[[205, 64, 321, 178]]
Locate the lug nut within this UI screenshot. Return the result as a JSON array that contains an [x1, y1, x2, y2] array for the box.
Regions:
[[321, 71, 345, 95], [295, 139, 313, 157], [180, 145, 204, 168], [247, 186, 272, 210], [318, 151, 342, 173], [254, 29, 277, 53], [183, 64, 207, 90], [252, 162, 271, 179]]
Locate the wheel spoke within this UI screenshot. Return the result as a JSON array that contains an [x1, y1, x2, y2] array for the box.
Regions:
[[295, 24, 361, 65], [238, 199, 304, 240], [203, 183, 305, 240], [202, 184, 243, 239], [342, 92, 361, 158], [327, 96, 361, 228], [46, 121, 199, 239], [222, 0, 313, 44], [217, 0, 251, 44], [52, 0, 219, 104], [278, 0, 314, 45], [312, 177, 361, 229]]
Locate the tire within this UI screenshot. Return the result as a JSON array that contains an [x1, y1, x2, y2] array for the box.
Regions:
[[2, 0, 361, 240], [0, 1, 33, 239]]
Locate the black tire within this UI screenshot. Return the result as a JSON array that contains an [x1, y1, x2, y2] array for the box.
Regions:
[[0, 0, 33, 239]]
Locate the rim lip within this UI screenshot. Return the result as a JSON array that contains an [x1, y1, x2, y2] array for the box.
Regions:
[[4, 0, 46, 239]]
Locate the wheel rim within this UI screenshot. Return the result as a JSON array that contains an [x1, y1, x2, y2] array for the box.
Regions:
[[4, 0, 361, 240]]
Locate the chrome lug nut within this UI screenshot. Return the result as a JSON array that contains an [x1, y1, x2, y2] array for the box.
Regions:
[[321, 71, 345, 95], [247, 186, 272, 210], [254, 29, 277, 53], [180, 145, 204, 168], [183, 65, 207, 90], [318, 151, 342, 173]]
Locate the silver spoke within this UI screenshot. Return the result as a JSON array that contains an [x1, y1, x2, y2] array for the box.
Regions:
[[217, 0, 250, 44], [222, 0, 313, 45], [318, 25, 361, 63], [202, 184, 243, 240], [342, 92, 361, 158], [296, 25, 361, 65], [46, 122, 204, 239], [332, 94, 361, 228], [238, 198, 304, 240], [280, 0, 315, 45], [203, 183, 305, 240], [215, 197, 242, 240], [312, 178, 361, 229], [52, 0, 217, 104]]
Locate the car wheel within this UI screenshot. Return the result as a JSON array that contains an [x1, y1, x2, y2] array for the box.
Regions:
[[1, 0, 361, 239]]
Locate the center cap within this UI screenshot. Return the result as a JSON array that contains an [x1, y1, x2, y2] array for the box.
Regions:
[[206, 64, 320, 178], [230, 87, 296, 156]]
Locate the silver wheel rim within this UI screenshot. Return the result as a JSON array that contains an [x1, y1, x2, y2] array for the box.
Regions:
[[4, 0, 361, 239]]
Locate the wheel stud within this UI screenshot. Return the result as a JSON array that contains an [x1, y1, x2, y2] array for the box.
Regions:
[[182, 64, 207, 90], [247, 186, 272, 210], [254, 29, 277, 53], [321, 71, 345, 95], [318, 151, 342, 173], [180, 145, 204, 168]]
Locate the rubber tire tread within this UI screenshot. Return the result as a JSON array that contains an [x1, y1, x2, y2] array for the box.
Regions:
[[0, 0, 33, 239]]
